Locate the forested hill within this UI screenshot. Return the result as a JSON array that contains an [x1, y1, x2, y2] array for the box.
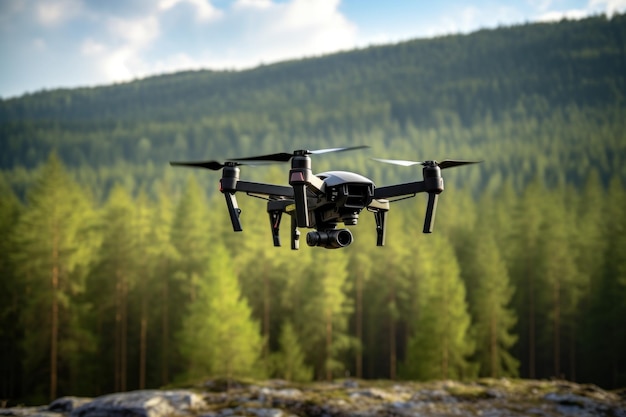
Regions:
[[2, 13, 625, 125], [1, 13, 625, 189]]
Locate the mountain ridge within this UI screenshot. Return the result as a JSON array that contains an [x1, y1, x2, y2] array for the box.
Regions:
[[2, 14, 624, 122], [0, 13, 624, 188]]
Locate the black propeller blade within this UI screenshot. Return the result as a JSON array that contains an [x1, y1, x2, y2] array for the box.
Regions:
[[232, 145, 370, 163], [169, 160, 231, 170], [438, 159, 483, 169], [171, 147, 370, 168], [371, 158, 482, 169], [169, 160, 276, 170]]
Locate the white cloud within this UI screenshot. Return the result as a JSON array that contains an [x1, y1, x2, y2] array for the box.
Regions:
[[535, 0, 626, 22], [590, 0, 626, 15], [107, 15, 160, 47], [536, 8, 589, 21], [33, 38, 47, 50], [4, 0, 358, 93], [527, 0, 554, 12], [77, 15, 160, 84], [153, 52, 206, 73], [35, 0, 83, 26], [417, 5, 525, 38], [159, 0, 223, 21], [233, 0, 274, 10], [220, 0, 358, 66], [101, 46, 147, 81], [81, 38, 106, 56]]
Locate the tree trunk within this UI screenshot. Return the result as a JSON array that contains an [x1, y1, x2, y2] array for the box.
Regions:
[[161, 267, 170, 385], [554, 277, 560, 378], [139, 303, 147, 389], [529, 272, 535, 378], [326, 309, 333, 381], [389, 278, 396, 380], [570, 323, 576, 381], [121, 277, 128, 392], [263, 271, 270, 367], [355, 272, 363, 379], [490, 311, 497, 377], [50, 231, 59, 401]]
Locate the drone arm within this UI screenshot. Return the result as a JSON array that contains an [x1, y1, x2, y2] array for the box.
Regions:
[[236, 181, 294, 198], [373, 181, 427, 199]]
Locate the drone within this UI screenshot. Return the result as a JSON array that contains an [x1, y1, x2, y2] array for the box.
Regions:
[[170, 146, 480, 250]]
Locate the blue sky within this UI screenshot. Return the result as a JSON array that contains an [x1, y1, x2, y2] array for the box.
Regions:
[[1, 0, 624, 99]]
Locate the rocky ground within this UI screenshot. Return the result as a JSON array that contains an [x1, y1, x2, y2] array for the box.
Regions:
[[2, 378, 625, 417]]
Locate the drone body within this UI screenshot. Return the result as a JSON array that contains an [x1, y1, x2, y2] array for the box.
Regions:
[[171, 147, 480, 250]]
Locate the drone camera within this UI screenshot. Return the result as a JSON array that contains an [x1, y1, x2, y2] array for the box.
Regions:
[[306, 229, 353, 249]]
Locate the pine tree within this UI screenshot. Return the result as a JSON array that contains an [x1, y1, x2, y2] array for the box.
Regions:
[[583, 177, 626, 387], [572, 171, 606, 382], [178, 243, 263, 381], [536, 188, 579, 379], [349, 247, 373, 379], [464, 227, 519, 377], [233, 196, 285, 374], [90, 184, 137, 392], [270, 320, 313, 382], [0, 176, 23, 400], [12, 153, 96, 401], [402, 234, 475, 380], [298, 249, 352, 380], [508, 178, 545, 379], [132, 190, 154, 389], [170, 175, 212, 302], [148, 183, 179, 386]]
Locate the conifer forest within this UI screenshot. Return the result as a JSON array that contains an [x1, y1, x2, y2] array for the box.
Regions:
[[1, 14, 625, 405]]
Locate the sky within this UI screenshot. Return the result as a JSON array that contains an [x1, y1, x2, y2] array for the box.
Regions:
[[1, 0, 625, 99]]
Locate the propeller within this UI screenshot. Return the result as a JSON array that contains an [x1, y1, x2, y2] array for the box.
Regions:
[[371, 158, 482, 169], [169, 160, 278, 170], [170, 146, 369, 168], [169, 160, 238, 170], [232, 145, 370, 163]]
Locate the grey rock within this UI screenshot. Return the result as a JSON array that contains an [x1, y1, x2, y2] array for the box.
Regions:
[[5, 379, 626, 417], [70, 390, 205, 417], [0, 407, 63, 417], [48, 398, 91, 413]]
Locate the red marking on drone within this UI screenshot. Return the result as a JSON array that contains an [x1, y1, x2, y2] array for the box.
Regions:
[[290, 172, 305, 182]]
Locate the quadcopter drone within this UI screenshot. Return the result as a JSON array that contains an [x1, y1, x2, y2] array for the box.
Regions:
[[170, 146, 480, 249]]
